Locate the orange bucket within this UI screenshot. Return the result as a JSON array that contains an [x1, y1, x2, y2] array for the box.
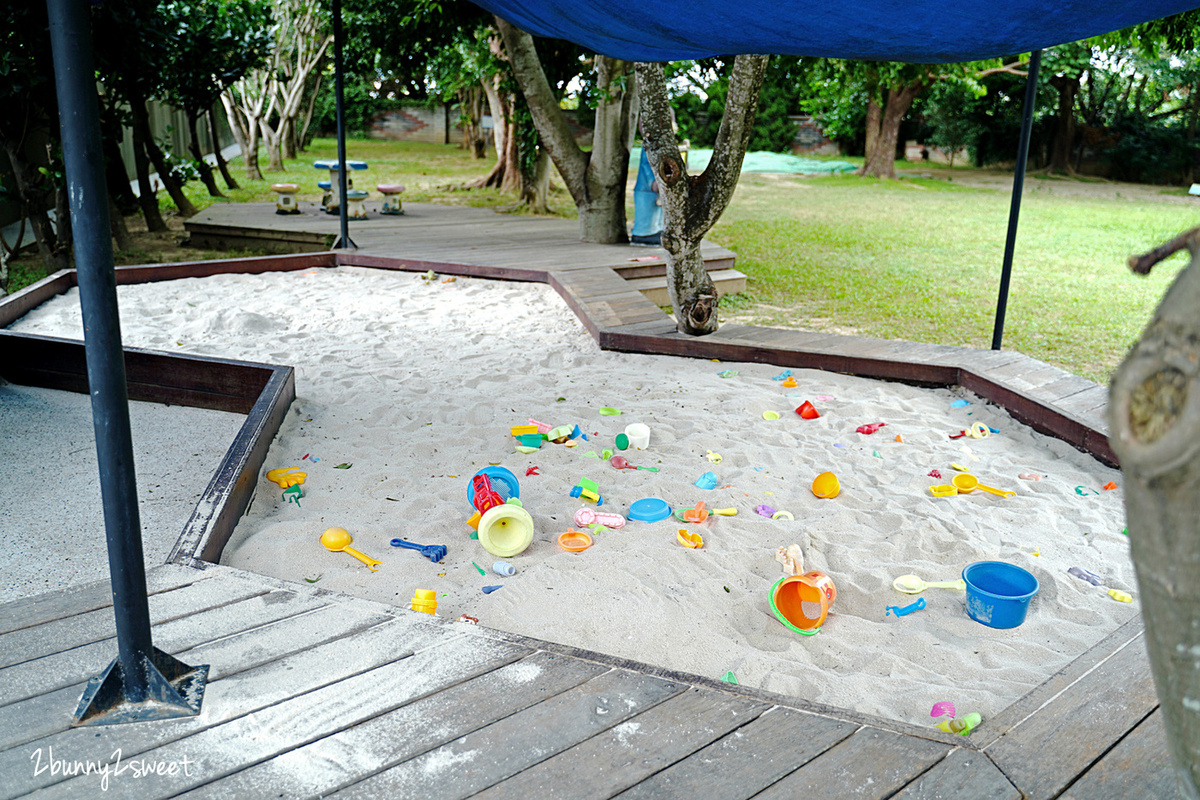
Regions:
[[771, 571, 837, 634]]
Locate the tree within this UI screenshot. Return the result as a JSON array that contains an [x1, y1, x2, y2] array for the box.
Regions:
[[160, 0, 273, 196], [497, 18, 637, 241], [0, 2, 71, 273], [807, 58, 1026, 179], [427, 27, 501, 158], [636, 56, 768, 335], [1041, 43, 1091, 174], [689, 57, 808, 152], [1110, 227, 1200, 796], [924, 80, 986, 167]]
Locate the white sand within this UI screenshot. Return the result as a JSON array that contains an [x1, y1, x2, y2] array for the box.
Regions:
[[0, 381, 244, 602], [8, 265, 1136, 726]]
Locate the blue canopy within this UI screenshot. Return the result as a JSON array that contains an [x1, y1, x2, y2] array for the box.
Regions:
[[469, 1, 1199, 62]]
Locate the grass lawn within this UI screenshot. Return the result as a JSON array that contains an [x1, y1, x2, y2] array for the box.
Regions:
[[5, 138, 1194, 384]]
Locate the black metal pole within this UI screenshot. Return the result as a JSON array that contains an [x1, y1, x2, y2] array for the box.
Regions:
[[48, 0, 206, 726], [47, 0, 153, 694], [331, 0, 355, 249], [991, 49, 1042, 351]]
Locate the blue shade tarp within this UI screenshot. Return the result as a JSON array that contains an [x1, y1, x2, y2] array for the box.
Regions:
[[469, 1, 1200, 62]]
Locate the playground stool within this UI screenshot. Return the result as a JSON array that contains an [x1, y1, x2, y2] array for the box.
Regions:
[[270, 183, 301, 215], [313, 159, 368, 211], [346, 189, 370, 219], [377, 183, 406, 215]]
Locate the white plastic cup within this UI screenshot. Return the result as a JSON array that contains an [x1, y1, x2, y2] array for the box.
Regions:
[[625, 423, 650, 449]]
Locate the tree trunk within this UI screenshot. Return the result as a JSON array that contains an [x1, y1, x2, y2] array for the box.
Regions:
[[130, 122, 167, 232], [1110, 227, 1200, 798], [130, 95, 198, 217], [222, 86, 265, 181], [863, 95, 881, 164], [108, 196, 132, 252], [186, 111, 225, 197], [859, 84, 923, 179], [1048, 75, 1079, 174], [259, 110, 286, 172], [637, 55, 768, 335], [101, 126, 138, 216], [520, 147, 552, 212], [297, 73, 321, 151], [207, 109, 239, 191], [496, 17, 634, 242], [2, 141, 69, 273], [281, 115, 297, 161]]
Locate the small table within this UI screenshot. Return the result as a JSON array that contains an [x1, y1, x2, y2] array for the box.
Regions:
[[313, 159, 368, 211]]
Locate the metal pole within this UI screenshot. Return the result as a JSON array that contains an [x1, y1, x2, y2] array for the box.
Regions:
[[991, 49, 1042, 350], [47, 0, 153, 694], [331, 0, 355, 249], [47, 0, 206, 726]]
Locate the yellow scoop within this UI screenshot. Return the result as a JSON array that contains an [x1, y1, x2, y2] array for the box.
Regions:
[[320, 527, 381, 571], [951, 473, 1015, 498]]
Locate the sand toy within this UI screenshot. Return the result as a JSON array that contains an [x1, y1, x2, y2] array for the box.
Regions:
[[320, 527, 382, 571], [811, 471, 840, 498], [677, 529, 704, 548], [574, 507, 625, 529], [389, 538, 448, 563], [951, 473, 1015, 498], [411, 589, 437, 614], [610, 455, 659, 472], [266, 467, 306, 489], [771, 570, 837, 634], [558, 529, 593, 552], [892, 574, 966, 594]]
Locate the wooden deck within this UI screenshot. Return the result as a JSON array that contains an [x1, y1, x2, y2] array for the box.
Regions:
[[185, 201, 748, 303], [0, 202, 1179, 798]]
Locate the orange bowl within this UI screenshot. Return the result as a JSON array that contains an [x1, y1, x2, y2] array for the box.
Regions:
[[812, 471, 840, 499], [557, 529, 593, 552]]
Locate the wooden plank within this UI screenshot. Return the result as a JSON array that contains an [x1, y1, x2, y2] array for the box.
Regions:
[[113, 252, 335, 285], [0, 564, 204, 636], [466, 688, 769, 800], [334, 669, 690, 799], [891, 748, 1020, 799], [980, 614, 1145, 745], [1054, 385, 1110, 418], [29, 633, 530, 799], [179, 652, 609, 799], [751, 727, 951, 799], [1032, 373, 1100, 404], [0, 588, 330, 710], [0, 271, 74, 328], [3, 617, 456, 799], [169, 363, 295, 566], [612, 706, 858, 800], [0, 572, 271, 669], [0, 595, 386, 752], [984, 633, 1160, 799], [1059, 710, 1181, 799]]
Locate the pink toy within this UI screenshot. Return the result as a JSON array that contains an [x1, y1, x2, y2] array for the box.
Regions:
[[574, 507, 625, 529], [856, 422, 887, 435]]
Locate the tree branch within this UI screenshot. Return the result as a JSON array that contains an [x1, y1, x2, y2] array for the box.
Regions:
[[1129, 227, 1200, 275]]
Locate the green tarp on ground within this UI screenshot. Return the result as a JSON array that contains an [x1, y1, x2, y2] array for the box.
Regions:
[[631, 148, 856, 175]]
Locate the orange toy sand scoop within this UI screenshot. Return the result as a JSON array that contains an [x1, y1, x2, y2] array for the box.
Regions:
[[951, 473, 1015, 498], [320, 527, 382, 571]]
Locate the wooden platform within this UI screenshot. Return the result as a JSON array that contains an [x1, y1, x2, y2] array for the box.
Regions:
[[185, 201, 747, 302], [0, 562, 1174, 799], [0, 202, 1179, 797]]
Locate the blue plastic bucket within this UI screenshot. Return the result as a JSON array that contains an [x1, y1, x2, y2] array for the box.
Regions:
[[962, 561, 1039, 629]]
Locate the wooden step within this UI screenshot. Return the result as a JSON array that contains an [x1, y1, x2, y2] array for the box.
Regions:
[[625, 269, 747, 306]]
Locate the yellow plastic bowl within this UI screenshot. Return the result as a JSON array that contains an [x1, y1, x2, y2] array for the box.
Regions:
[[812, 471, 840, 499]]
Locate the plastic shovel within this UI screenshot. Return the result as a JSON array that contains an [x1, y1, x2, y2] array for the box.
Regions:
[[610, 455, 659, 472], [951, 473, 1015, 498], [321, 527, 382, 571], [892, 574, 966, 594]]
